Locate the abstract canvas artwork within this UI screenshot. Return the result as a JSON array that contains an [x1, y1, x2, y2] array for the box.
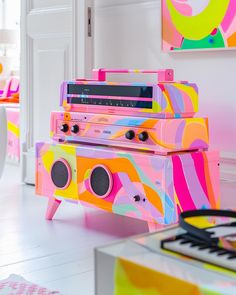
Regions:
[[162, 0, 236, 51]]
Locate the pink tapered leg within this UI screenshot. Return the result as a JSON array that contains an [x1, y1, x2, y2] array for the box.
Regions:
[[45, 197, 62, 220]]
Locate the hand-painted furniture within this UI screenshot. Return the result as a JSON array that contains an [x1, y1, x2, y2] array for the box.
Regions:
[[0, 77, 20, 163], [50, 111, 209, 154], [0, 77, 19, 101], [95, 225, 236, 295], [61, 68, 198, 118], [0, 106, 7, 178], [5, 105, 20, 162], [36, 142, 219, 228], [36, 68, 220, 230]]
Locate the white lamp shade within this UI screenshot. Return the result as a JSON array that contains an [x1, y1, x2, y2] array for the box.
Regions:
[[0, 29, 17, 45]]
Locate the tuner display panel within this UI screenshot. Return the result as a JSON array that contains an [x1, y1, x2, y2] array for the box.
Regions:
[[67, 84, 153, 109], [67, 84, 153, 98], [61, 81, 199, 118], [68, 97, 153, 109]]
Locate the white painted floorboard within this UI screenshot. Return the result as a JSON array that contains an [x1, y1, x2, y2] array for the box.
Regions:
[[0, 164, 149, 295], [0, 165, 235, 294]]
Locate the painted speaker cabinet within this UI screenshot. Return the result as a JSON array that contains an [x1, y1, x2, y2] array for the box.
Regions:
[[36, 142, 220, 227]]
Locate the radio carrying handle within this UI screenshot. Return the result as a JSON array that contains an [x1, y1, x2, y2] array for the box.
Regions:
[[92, 68, 174, 82]]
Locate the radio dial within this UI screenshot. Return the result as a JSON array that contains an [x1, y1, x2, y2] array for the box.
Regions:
[[133, 195, 141, 202], [60, 124, 69, 133], [138, 131, 149, 142], [125, 130, 135, 140], [71, 124, 79, 134]]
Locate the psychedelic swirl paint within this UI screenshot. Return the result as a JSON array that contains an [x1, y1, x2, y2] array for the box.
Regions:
[[162, 0, 236, 51], [36, 142, 219, 224], [35, 68, 220, 228]]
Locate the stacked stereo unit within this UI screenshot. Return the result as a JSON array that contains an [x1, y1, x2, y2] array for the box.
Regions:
[[36, 69, 220, 229]]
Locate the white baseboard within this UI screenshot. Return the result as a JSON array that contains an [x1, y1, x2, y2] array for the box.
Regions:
[[21, 147, 35, 185], [6, 157, 20, 166]]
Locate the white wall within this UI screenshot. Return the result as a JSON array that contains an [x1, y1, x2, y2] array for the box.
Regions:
[[94, 0, 236, 180]]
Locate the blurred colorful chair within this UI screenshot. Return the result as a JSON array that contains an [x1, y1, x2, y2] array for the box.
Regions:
[[0, 77, 19, 103], [0, 77, 20, 163], [0, 106, 7, 178], [5, 107, 20, 162]]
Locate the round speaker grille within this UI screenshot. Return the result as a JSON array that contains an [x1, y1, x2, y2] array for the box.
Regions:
[[51, 159, 71, 189], [90, 165, 113, 198]]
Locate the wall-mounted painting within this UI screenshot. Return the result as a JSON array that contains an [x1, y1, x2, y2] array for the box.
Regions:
[[162, 0, 236, 51]]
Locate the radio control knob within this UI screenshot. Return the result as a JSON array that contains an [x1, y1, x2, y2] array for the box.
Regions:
[[138, 131, 148, 142], [71, 124, 79, 134], [125, 130, 135, 140], [60, 124, 69, 133], [133, 195, 141, 202]]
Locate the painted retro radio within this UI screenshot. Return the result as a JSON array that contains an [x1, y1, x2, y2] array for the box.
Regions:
[[50, 111, 209, 154], [36, 142, 220, 227], [60, 69, 199, 118]]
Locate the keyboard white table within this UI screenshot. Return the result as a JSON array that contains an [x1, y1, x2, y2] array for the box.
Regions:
[[95, 225, 236, 295]]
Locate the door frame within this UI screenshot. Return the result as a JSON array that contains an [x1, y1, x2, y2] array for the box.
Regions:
[[20, 0, 94, 184]]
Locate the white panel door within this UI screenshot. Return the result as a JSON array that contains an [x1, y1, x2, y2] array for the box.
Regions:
[[21, 0, 94, 184]]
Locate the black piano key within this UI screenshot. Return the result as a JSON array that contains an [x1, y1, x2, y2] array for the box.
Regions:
[[190, 243, 201, 248], [216, 250, 229, 256], [208, 247, 219, 253], [227, 253, 236, 260], [180, 239, 192, 245], [198, 245, 210, 250]]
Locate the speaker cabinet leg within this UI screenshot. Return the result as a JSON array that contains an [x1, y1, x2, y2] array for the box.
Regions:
[[45, 197, 61, 220], [147, 222, 162, 232]]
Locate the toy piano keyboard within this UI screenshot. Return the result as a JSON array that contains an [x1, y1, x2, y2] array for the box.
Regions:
[[140, 210, 236, 272], [161, 227, 236, 272]]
